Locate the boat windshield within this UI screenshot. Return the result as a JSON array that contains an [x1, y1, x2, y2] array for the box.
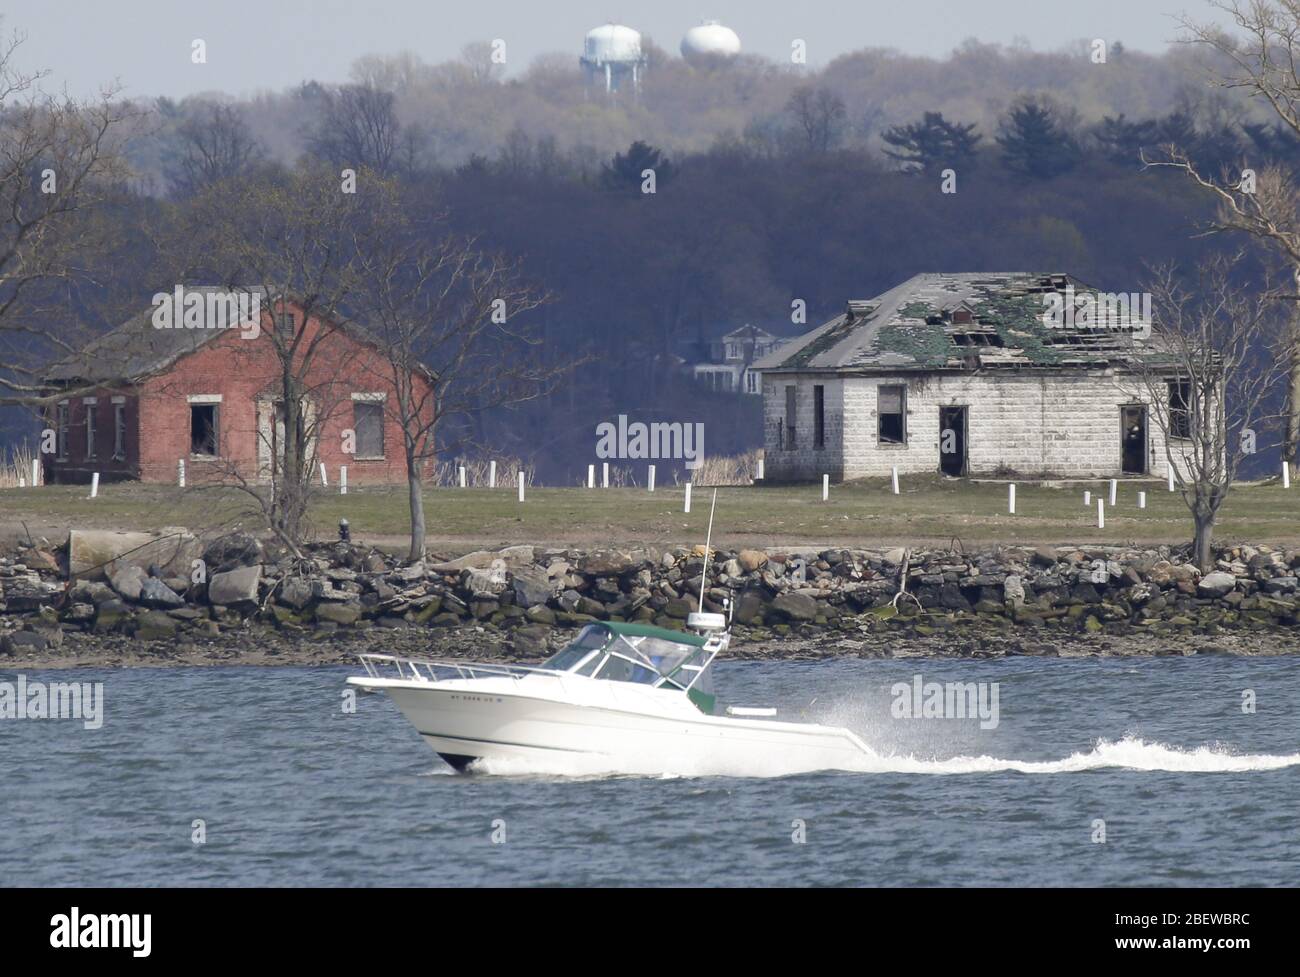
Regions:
[[539, 624, 611, 672], [540, 624, 715, 697]]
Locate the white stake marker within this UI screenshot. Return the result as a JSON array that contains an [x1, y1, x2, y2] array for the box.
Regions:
[[1138, 491, 1146, 509], [1284, 460, 1292, 490], [684, 482, 692, 513], [891, 466, 899, 495], [1084, 490, 1091, 506], [18, 476, 25, 487], [90, 472, 99, 498], [1008, 483, 1016, 514], [1168, 466, 1175, 491], [489, 460, 497, 488], [177, 458, 185, 488], [648, 464, 656, 492], [756, 458, 764, 481], [518, 473, 525, 502], [822, 474, 829, 501], [587, 464, 595, 489], [340, 465, 348, 495], [458, 466, 466, 488], [1109, 478, 1117, 506], [320, 462, 328, 486], [602, 462, 609, 489], [1097, 498, 1105, 529], [32, 459, 39, 487]]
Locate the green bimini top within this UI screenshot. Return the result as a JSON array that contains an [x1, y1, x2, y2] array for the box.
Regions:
[[601, 620, 708, 648]]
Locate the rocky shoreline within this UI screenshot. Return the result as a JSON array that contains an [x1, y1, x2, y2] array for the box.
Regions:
[[2, 531, 1299, 667]]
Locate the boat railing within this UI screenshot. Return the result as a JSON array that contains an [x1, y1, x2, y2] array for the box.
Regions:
[[357, 653, 565, 685]]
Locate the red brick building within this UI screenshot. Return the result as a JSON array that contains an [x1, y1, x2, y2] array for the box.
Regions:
[[43, 292, 434, 485]]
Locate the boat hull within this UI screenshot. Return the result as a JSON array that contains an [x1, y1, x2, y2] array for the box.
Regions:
[[351, 676, 872, 777]]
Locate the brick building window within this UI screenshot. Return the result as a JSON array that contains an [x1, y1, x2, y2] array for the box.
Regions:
[[813, 385, 825, 449], [878, 384, 906, 444], [112, 399, 126, 461], [275, 311, 295, 340], [83, 397, 97, 459], [190, 404, 219, 456], [1168, 380, 1192, 439], [55, 401, 69, 460], [784, 385, 797, 449], [352, 397, 385, 458]]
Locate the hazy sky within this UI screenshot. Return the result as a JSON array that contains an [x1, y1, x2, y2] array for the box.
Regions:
[[8, 0, 1222, 99]]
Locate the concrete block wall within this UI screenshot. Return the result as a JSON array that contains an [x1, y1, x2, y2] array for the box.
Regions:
[[765, 370, 1193, 482]]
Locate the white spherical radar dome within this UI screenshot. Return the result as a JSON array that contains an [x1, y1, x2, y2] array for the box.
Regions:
[[680, 20, 741, 64], [584, 23, 644, 64]]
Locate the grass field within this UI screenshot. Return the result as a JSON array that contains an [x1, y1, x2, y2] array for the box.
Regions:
[[1, 474, 1297, 554]]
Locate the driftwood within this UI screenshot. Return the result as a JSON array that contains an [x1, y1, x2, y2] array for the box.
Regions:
[[890, 547, 922, 611]]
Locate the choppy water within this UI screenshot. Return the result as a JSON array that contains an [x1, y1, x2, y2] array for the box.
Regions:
[[2, 655, 1298, 886]]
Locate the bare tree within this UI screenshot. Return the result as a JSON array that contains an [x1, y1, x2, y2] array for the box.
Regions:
[[1148, 0, 1300, 475], [170, 164, 385, 553], [348, 184, 559, 561], [1125, 255, 1288, 570], [303, 84, 403, 174], [785, 86, 847, 154], [166, 102, 265, 196], [0, 25, 134, 409]]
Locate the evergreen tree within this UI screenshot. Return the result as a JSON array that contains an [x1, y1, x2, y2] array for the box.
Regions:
[[1092, 114, 1157, 166], [601, 141, 676, 194], [997, 100, 1079, 179], [882, 111, 982, 173]]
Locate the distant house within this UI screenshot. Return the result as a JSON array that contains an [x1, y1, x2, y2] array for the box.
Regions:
[[690, 324, 790, 395], [42, 291, 434, 485], [753, 272, 1196, 482]]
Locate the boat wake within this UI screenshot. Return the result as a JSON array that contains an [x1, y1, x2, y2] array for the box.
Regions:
[[465, 735, 1300, 779]]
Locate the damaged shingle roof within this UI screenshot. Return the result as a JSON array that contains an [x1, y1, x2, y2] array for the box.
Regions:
[[754, 272, 1176, 372]]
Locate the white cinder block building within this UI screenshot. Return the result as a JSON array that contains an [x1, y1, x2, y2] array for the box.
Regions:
[[754, 272, 1196, 482]]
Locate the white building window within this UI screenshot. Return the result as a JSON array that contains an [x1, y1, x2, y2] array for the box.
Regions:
[[878, 384, 906, 444]]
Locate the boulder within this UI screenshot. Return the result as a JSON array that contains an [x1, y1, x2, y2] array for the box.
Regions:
[[1, 630, 49, 655], [1197, 571, 1237, 598], [463, 561, 508, 596], [579, 549, 636, 575], [511, 569, 554, 609], [1003, 575, 1025, 607], [93, 599, 131, 633], [135, 611, 178, 641], [737, 549, 768, 573], [277, 577, 317, 610], [314, 602, 361, 625], [139, 576, 185, 609], [770, 592, 819, 622], [208, 565, 262, 605], [427, 550, 500, 573], [108, 565, 148, 602], [1, 577, 63, 611]]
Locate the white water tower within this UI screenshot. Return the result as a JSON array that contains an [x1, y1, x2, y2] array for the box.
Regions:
[[680, 20, 741, 65], [581, 23, 646, 94]]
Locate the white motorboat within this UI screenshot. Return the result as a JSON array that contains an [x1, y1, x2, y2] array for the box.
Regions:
[[347, 611, 873, 777], [349, 493, 873, 777]]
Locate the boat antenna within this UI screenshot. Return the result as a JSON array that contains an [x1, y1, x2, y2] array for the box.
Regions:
[[698, 488, 717, 613]]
